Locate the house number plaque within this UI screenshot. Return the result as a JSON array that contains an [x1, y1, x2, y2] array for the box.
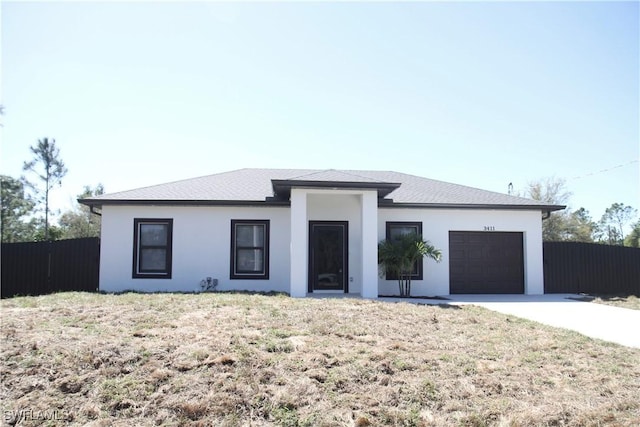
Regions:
[[483, 226, 496, 231]]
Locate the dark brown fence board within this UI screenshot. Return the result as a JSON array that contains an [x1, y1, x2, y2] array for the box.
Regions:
[[544, 242, 640, 295], [49, 238, 100, 293], [1, 238, 99, 298]]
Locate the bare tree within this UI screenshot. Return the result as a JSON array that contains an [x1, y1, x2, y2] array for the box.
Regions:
[[23, 138, 68, 241], [598, 203, 638, 245], [525, 178, 572, 241]]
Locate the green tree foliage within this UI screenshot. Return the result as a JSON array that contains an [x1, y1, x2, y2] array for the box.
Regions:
[[23, 138, 68, 241], [597, 203, 638, 246], [0, 175, 36, 242], [568, 207, 597, 242], [624, 220, 640, 248], [31, 223, 63, 242], [378, 232, 442, 297], [59, 185, 104, 239]]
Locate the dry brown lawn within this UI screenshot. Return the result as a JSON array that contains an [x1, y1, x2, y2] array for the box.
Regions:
[[1, 292, 639, 426], [570, 294, 640, 311], [592, 295, 640, 311]]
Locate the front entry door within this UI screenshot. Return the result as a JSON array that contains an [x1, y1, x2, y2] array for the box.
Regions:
[[309, 221, 348, 293]]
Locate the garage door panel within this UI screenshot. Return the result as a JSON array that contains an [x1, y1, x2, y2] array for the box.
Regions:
[[466, 268, 483, 278], [450, 249, 466, 259], [468, 234, 487, 244], [449, 231, 524, 294], [449, 233, 466, 244], [486, 266, 504, 276]]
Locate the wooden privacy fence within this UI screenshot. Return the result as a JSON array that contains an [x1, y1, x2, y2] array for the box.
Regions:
[[544, 242, 640, 295], [1, 237, 100, 298]]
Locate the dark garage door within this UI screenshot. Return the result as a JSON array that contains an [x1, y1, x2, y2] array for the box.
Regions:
[[449, 231, 524, 294]]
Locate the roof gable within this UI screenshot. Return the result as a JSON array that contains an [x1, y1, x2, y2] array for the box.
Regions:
[[271, 169, 401, 200]]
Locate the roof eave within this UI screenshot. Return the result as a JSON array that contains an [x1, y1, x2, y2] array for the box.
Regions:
[[80, 198, 566, 212], [379, 202, 566, 211], [78, 199, 291, 208]]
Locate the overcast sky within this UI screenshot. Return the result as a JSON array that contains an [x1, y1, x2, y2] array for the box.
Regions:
[[2, 1, 638, 224]]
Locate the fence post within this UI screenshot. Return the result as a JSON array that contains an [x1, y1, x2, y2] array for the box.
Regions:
[[47, 240, 52, 292]]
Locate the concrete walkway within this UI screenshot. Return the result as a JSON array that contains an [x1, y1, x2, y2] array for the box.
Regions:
[[382, 294, 640, 349]]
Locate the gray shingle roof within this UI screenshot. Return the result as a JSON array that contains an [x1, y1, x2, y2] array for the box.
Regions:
[[81, 168, 564, 211], [285, 170, 388, 183]]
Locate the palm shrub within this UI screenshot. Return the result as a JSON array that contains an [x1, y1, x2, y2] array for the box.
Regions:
[[378, 232, 442, 297]]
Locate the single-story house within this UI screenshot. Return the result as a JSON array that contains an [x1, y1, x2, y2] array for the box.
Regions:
[[80, 168, 564, 297]]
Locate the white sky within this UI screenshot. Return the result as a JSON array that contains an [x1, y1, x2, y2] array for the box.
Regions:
[[1, 1, 638, 224]]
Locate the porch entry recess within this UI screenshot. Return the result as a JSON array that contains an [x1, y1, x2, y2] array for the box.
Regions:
[[308, 221, 349, 293]]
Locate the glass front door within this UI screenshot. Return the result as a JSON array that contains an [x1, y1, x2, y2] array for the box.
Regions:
[[309, 222, 348, 292]]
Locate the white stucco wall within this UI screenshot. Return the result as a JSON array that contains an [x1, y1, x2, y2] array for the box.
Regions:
[[377, 208, 544, 296], [98, 203, 544, 296], [99, 205, 290, 293]]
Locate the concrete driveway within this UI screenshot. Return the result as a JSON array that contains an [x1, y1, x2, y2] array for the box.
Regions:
[[444, 294, 640, 349]]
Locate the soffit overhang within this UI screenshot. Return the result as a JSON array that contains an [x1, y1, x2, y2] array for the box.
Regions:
[[270, 179, 402, 200]]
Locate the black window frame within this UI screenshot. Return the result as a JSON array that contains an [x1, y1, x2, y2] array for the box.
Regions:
[[385, 221, 423, 281], [132, 218, 173, 279], [230, 219, 270, 280]]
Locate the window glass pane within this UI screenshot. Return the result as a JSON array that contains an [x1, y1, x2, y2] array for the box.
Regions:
[[410, 261, 419, 275], [140, 224, 168, 245], [236, 225, 264, 247], [140, 248, 167, 271], [389, 226, 417, 240], [237, 249, 264, 273], [388, 223, 421, 278]]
